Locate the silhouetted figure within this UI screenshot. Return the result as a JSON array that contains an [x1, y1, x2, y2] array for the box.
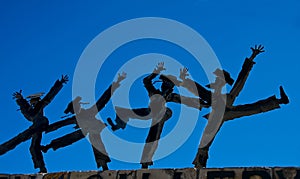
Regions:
[[108, 63, 173, 169], [0, 75, 68, 173], [179, 45, 289, 168], [107, 62, 208, 169], [40, 73, 126, 171]]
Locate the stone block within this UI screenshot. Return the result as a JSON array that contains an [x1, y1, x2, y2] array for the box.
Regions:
[[199, 167, 272, 179], [43, 172, 69, 179], [69, 171, 98, 179], [136, 169, 175, 179], [116, 170, 136, 179], [273, 167, 300, 179], [243, 167, 272, 179], [174, 168, 197, 179], [0, 174, 9, 179], [199, 168, 243, 179], [5, 174, 43, 179], [97, 170, 117, 179]]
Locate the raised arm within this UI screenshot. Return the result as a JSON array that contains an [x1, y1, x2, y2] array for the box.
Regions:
[[90, 72, 127, 112], [179, 68, 212, 105], [13, 90, 33, 122], [39, 75, 69, 108], [167, 93, 209, 110], [143, 62, 165, 96], [228, 45, 265, 105]]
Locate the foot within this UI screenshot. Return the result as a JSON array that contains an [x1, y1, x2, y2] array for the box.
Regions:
[[141, 163, 148, 169], [40, 145, 49, 153], [107, 118, 119, 131], [96, 159, 110, 170], [192, 148, 208, 169], [39, 166, 47, 173], [279, 86, 289, 104], [102, 163, 109, 171], [141, 161, 153, 169]]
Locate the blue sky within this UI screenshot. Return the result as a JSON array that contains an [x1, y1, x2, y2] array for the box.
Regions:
[[0, 0, 299, 174]]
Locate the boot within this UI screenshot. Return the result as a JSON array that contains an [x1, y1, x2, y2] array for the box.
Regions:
[[141, 163, 148, 169], [107, 117, 127, 131], [192, 148, 208, 169], [40, 145, 50, 153], [38, 166, 47, 173], [141, 161, 153, 169], [279, 86, 289, 104], [107, 118, 120, 131], [97, 161, 108, 171], [102, 163, 108, 171]]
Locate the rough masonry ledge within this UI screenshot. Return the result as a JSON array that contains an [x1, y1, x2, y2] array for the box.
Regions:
[[1, 167, 300, 179]]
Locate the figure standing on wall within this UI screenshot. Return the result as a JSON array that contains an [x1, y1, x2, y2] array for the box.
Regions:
[[0, 75, 69, 173], [179, 45, 289, 168], [41, 73, 127, 170], [107, 63, 174, 169]]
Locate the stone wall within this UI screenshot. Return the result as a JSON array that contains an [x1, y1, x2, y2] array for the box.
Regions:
[[1, 167, 299, 179]]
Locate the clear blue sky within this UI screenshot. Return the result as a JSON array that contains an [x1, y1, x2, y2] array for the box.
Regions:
[[0, 0, 299, 174]]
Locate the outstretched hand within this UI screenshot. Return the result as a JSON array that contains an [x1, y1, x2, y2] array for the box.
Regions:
[[117, 72, 127, 83], [251, 45, 265, 55], [154, 62, 166, 73], [12, 90, 23, 99], [60, 75, 69, 84], [179, 67, 189, 80]]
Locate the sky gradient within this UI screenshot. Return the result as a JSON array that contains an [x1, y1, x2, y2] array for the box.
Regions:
[[0, 0, 299, 174]]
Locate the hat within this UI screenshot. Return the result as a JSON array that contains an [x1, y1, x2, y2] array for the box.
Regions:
[[26, 92, 45, 99], [159, 74, 181, 86], [64, 96, 82, 114], [213, 68, 234, 85]]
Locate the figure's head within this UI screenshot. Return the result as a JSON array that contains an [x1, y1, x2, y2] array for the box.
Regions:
[[26, 92, 44, 106], [206, 68, 234, 89], [64, 96, 82, 114], [159, 75, 180, 96]]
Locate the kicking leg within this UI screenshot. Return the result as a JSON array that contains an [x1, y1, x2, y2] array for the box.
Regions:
[[225, 86, 289, 121], [41, 130, 85, 153], [107, 107, 151, 131]]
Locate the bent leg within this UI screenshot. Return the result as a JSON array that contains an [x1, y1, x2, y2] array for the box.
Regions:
[[108, 107, 151, 130]]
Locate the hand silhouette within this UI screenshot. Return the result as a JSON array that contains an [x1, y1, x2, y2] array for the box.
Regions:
[[117, 72, 127, 83], [251, 44, 265, 55], [154, 62, 166, 73], [60, 75, 69, 84], [179, 67, 189, 80], [12, 90, 23, 99]]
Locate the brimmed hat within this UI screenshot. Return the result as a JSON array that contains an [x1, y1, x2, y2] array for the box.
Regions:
[[159, 74, 181, 87], [64, 96, 82, 114], [213, 68, 234, 85], [26, 92, 45, 99]]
